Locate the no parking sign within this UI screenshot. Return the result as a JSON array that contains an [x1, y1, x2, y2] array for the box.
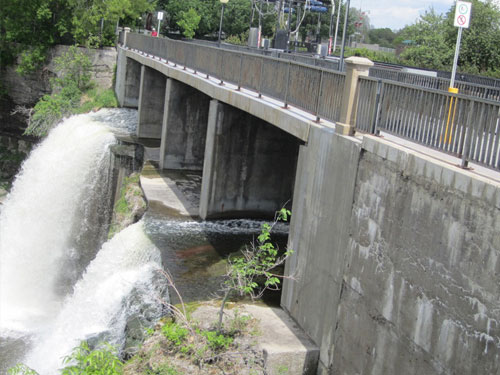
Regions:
[[454, 1, 471, 28]]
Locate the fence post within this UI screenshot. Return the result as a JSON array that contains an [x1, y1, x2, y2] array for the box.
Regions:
[[336, 56, 374, 136], [371, 79, 383, 135]]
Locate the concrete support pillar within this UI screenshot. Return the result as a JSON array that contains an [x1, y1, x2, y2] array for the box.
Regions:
[[115, 53, 141, 108], [137, 65, 166, 139], [159, 79, 211, 170], [281, 126, 361, 372], [200, 100, 301, 220], [336, 56, 374, 136]]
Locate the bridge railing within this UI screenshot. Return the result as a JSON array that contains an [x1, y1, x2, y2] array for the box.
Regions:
[[357, 76, 500, 170], [126, 33, 346, 123], [124, 33, 500, 171]]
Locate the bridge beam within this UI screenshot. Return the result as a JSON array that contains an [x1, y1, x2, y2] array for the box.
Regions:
[[159, 78, 210, 170], [137, 65, 166, 139], [200, 100, 301, 220]]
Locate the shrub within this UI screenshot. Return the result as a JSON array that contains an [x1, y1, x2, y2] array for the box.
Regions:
[[61, 341, 123, 375], [161, 321, 189, 346]]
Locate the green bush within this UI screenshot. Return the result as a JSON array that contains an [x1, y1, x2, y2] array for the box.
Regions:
[[161, 321, 189, 346], [200, 330, 233, 351], [16, 46, 47, 75], [61, 341, 123, 375]]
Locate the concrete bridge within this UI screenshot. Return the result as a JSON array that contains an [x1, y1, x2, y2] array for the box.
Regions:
[[115, 33, 500, 375]]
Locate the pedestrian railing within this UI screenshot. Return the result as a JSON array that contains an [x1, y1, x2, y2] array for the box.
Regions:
[[357, 77, 500, 170], [122, 32, 500, 171], [126, 32, 346, 124]]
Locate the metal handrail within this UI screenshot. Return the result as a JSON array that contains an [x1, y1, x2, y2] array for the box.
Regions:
[[123, 33, 500, 171]]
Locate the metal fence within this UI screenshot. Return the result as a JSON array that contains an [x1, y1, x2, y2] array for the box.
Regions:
[[126, 33, 346, 123], [123, 33, 500, 171], [368, 67, 500, 101], [357, 77, 500, 170]]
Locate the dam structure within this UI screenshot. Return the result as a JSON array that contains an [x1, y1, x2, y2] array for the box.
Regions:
[[115, 32, 500, 375]]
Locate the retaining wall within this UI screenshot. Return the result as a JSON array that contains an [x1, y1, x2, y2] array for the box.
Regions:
[[283, 133, 500, 374]]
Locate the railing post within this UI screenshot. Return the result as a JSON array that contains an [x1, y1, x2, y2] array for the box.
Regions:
[[237, 53, 243, 91], [371, 79, 383, 135], [336, 56, 374, 136], [460, 101, 475, 169], [315, 70, 324, 122], [258, 57, 264, 98], [123, 27, 131, 48], [283, 61, 291, 108]]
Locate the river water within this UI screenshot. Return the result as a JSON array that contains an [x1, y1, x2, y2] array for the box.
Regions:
[[0, 109, 286, 374]]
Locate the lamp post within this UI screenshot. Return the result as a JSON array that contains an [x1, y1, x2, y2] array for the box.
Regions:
[[218, 0, 229, 47], [339, 0, 350, 71]]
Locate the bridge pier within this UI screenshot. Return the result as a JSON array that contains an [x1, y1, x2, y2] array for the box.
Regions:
[[200, 100, 301, 220], [137, 66, 166, 139], [115, 55, 141, 108], [159, 79, 211, 170]]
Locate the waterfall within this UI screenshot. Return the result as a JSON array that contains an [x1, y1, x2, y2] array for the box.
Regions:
[[25, 221, 165, 374], [0, 110, 166, 374], [0, 114, 116, 333]]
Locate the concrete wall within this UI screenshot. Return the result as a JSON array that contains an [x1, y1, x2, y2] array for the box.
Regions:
[[115, 52, 142, 108], [200, 100, 301, 219], [137, 66, 166, 139], [159, 79, 210, 170], [283, 133, 500, 374]]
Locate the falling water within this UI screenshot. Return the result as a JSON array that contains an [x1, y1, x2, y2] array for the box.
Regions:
[[0, 109, 166, 374]]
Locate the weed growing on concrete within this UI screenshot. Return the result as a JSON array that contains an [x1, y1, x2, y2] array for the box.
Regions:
[[217, 208, 293, 333]]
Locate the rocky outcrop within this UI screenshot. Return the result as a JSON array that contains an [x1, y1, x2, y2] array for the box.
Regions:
[[1, 45, 117, 107]]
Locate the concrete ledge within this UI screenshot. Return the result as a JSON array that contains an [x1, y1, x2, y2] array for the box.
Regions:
[[362, 135, 500, 209], [191, 303, 319, 375], [123, 48, 310, 142]]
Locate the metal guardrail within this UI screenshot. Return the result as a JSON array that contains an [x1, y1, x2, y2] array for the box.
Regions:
[[369, 67, 500, 101], [357, 77, 500, 170], [126, 33, 346, 124], [123, 32, 500, 171]]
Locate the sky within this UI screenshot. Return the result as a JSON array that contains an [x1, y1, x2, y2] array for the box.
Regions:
[[348, 0, 456, 30]]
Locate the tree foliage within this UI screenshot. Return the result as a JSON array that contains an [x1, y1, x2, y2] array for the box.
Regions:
[[1, 0, 155, 69], [398, 1, 500, 76], [177, 8, 202, 39], [399, 9, 453, 70], [217, 208, 293, 333]]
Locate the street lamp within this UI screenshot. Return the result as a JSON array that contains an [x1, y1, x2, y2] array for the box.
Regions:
[[218, 0, 229, 47], [339, 0, 351, 71]]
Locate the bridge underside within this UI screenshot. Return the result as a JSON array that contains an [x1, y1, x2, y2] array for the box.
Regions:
[[200, 100, 300, 219], [117, 52, 302, 219]]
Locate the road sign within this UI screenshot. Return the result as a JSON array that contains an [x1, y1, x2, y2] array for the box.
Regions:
[[454, 1, 471, 28], [157, 11, 164, 21]]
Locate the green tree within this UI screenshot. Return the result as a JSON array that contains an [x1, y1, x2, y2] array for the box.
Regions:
[[369, 28, 397, 48], [398, 9, 453, 70], [217, 208, 293, 333], [221, 0, 252, 37], [177, 8, 201, 39], [444, 0, 500, 75], [160, 0, 218, 37]]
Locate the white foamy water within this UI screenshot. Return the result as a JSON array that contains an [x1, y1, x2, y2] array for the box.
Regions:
[[25, 221, 165, 374], [0, 114, 116, 333], [0, 109, 167, 374]]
